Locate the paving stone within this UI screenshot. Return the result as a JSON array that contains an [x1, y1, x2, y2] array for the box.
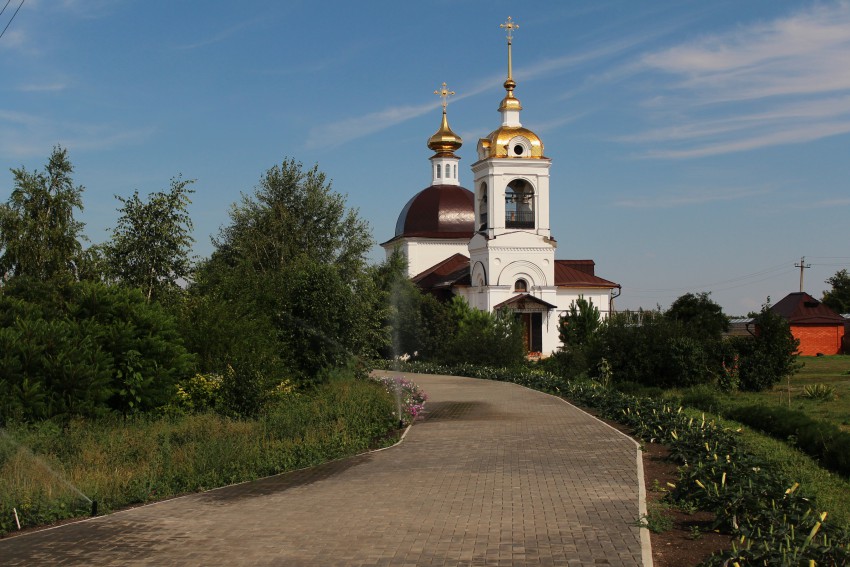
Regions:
[[0, 372, 650, 566]]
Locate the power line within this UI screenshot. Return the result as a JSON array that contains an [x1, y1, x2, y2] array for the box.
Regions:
[[0, 0, 13, 19], [0, 0, 25, 42], [628, 261, 792, 294]]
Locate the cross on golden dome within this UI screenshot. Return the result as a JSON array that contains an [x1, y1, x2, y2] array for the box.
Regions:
[[500, 16, 519, 41], [434, 82, 456, 111], [501, 17, 519, 82]]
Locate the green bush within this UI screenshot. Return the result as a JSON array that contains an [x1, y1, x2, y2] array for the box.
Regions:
[[596, 315, 722, 388], [440, 297, 526, 368], [0, 278, 194, 422], [733, 302, 800, 392]]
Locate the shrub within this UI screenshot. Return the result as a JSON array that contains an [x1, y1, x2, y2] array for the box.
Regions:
[[0, 278, 194, 421], [598, 315, 721, 388], [733, 301, 800, 392], [441, 297, 526, 368]]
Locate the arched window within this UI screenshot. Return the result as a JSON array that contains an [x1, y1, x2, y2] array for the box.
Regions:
[[505, 179, 534, 229], [514, 279, 528, 292], [436, 164, 441, 178], [478, 182, 488, 230]]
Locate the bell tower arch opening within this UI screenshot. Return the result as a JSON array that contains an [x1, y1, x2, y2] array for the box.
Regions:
[[505, 178, 534, 229]]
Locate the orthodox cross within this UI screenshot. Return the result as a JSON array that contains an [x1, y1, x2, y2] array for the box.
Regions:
[[434, 82, 456, 111], [500, 16, 519, 81]]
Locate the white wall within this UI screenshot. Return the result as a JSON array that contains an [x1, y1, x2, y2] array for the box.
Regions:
[[382, 238, 471, 278]]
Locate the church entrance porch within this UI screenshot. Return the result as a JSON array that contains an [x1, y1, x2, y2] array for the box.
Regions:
[[518, 312, 543, 355], [493, 293, 556, 357]]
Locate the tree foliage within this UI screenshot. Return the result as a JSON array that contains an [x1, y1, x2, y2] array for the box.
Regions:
[[733, 300, 800, 392], [105, 176, 195, 303], [559, 296, 601, 348], [213, 158, 371, 280], [185, 158, 384, 395], [822, 269, 850, 314], [594, 313, 718, 388], [441, 297, 526, 367], [664, 291, 729, 340], [0, 278, 194, 422], [0, 146, 86, 281], [370, 250, 455, 361]]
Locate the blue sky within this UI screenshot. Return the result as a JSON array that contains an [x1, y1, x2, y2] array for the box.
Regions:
[[2, 0, 849, 315]]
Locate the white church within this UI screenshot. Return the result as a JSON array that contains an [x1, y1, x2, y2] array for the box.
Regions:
[[381, 18, 620, 356]]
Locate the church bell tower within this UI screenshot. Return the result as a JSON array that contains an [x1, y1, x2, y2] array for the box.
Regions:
[[468, 17, 557, 312]]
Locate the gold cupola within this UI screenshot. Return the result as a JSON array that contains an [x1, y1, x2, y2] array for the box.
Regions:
[[428, 82, 463, 157], [478, 16, 545, 160]]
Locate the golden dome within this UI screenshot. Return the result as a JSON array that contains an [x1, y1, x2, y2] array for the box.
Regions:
[[499, 78, 522, 111], [479, 126, 545, 159], [427, 110, 463, 156]]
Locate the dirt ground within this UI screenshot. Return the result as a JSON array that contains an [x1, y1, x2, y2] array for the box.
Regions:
[[641, 441, 732, 566]]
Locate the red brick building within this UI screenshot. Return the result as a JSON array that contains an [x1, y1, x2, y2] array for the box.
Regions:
[[771, 292, 846, 356]]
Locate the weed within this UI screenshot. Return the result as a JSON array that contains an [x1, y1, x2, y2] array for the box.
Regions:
[[635, 502, 674, 534], [688, 525, 702, 540]]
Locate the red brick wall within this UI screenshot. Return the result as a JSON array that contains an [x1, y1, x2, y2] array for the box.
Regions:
[[791, 325, 845, 356]]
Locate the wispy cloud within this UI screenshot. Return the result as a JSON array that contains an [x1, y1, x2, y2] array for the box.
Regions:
[[789, 197, 850, 209], [0, 110, 155, 159], [614, 186, 771, 209], [175, 18, 262, 50], [16, 82, 68, 92], [306, 101, 437, 150], [305, 26, 666, 150], [630, 2, 850, 158]]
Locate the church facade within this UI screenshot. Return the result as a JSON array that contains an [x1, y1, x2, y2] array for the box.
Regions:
[[381, 19, 620, 356]]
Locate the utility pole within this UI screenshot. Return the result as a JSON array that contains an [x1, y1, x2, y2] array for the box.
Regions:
[[794, 256, 811, 292]]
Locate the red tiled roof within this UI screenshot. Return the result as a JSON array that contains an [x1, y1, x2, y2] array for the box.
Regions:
[[771, 292, 845, 325], [554, 260, 618, 288], [412, 256, 619, 291], [411, 253, 471, 290]]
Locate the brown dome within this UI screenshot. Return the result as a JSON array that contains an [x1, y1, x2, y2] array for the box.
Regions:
[[394, 184, 474, 238]]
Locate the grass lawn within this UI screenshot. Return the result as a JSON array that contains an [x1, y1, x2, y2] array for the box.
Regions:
[[723, 355, 850, 431]]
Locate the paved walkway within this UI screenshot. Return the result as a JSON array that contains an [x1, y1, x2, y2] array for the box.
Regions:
[[0, 373, 650, 566]]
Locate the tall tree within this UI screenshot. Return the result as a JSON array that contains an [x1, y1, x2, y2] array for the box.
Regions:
[[822, 269, 850, 314], [213, 158, 371, 280], [665, 292, 729, 340], [188, 158, 384, 387], [0, 146, 86, 281], [104, 176, 195, 302]]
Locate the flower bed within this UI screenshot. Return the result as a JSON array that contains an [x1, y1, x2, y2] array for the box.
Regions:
[[372, 375, 427, 425]]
